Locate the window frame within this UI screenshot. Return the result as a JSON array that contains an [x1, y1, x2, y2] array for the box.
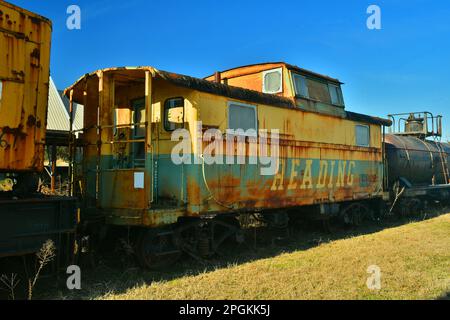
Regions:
[[262, 67, 283, 94], [131, 98, 146, 138], [355, 124, 370, 147], [328, 83, 344, 106], [163, 97, 185, 132], [227, 101, 258, 136], [129, 98, 147, 168], [292, 73, 309, 98]]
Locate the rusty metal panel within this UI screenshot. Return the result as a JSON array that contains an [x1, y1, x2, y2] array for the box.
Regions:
[[0, 196, 77, 258], [99, 170, 147, 209], [0, 2, 52, 172]]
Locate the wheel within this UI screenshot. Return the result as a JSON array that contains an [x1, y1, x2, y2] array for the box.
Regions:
[[210, 217, 243, 253], [342, 203, 372, 227], [137, 228, 181, 270], [322, 217, 337, 233]]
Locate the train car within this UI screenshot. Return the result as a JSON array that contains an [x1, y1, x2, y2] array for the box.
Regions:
[[65, 63, 391, 268], [385, 112, 450, 215], [0, 1, 77, 261], [0, 1, 50, 177]]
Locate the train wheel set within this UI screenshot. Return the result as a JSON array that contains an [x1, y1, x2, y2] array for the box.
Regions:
[[84, 195, 448, 270]]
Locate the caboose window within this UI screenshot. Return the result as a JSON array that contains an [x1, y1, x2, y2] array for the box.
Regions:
[[306, 78, 331, 103], [329, 84, 343, 106], [355, 125, 370, 147], [292, 73, 309, 97], [228, 102, 257, 134], [262, 68, 283, 94], [132, 99, 146, 168], [132, 99, 146, 138], [164, 97, 184, 131]]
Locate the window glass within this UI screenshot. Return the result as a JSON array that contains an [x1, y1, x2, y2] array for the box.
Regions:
[[306, 78, 331, 103], [133, 100, 146, 138], [228, 103, 257, 133], [164, 98, 184, 131], [292, 74, 309, 97], [356, 125, 370, 147], [132, 99, 146, 168], [263, 68, 282, 93], [329, 84, 343, 106]]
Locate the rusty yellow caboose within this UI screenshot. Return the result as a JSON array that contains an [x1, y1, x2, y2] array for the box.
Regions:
[[65, 63, 390, 268]]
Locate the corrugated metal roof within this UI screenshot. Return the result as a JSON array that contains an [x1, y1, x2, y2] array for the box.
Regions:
[[58, 90, 84, 131], [47, 77, 83, 132], [47, 77, 70, 131], [73, 104, 84, 131]]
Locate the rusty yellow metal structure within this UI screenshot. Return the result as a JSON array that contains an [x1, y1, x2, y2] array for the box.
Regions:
[[65, 63, 391, 229], [0, 1, 52, 173], [0, 2, 78, 263]]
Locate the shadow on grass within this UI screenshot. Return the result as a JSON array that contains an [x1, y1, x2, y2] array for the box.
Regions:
[[436, 291, 450, 300], [36, 209, 448, 300]]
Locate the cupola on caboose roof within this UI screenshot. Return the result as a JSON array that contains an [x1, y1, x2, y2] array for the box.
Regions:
[[205, 62, 348, 118], [205, 62, 342, 84]]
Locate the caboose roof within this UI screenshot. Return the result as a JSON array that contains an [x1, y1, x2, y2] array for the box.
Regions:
[[64, 66, 391, 126], [204, 62, 343, 84]]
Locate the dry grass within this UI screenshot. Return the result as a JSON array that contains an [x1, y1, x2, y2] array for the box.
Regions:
[[28, 240, 56, 300], [98, 214, 450, 300]]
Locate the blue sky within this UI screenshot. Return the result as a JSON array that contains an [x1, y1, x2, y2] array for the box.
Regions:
[[13, 0, 450, 138]]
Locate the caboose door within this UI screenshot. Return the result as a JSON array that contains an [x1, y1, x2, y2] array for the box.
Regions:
[[94, 72, 150, 215]]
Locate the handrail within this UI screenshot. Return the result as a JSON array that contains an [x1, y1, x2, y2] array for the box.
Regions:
[[387, 111, 442, 138]]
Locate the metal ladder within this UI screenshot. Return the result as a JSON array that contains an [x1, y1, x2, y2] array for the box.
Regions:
[[433, 137, 450, 184]]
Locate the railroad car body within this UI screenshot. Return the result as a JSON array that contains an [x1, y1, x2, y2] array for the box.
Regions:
[[65, 63, 391, 266], [0, 197, 77, 259], [384, 112, 450, 213], [0, 1, 51, 174], [0, 1, 77, 261]]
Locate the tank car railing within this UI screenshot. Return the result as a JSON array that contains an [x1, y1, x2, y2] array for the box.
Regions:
[[388, 111, 442, 138]]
